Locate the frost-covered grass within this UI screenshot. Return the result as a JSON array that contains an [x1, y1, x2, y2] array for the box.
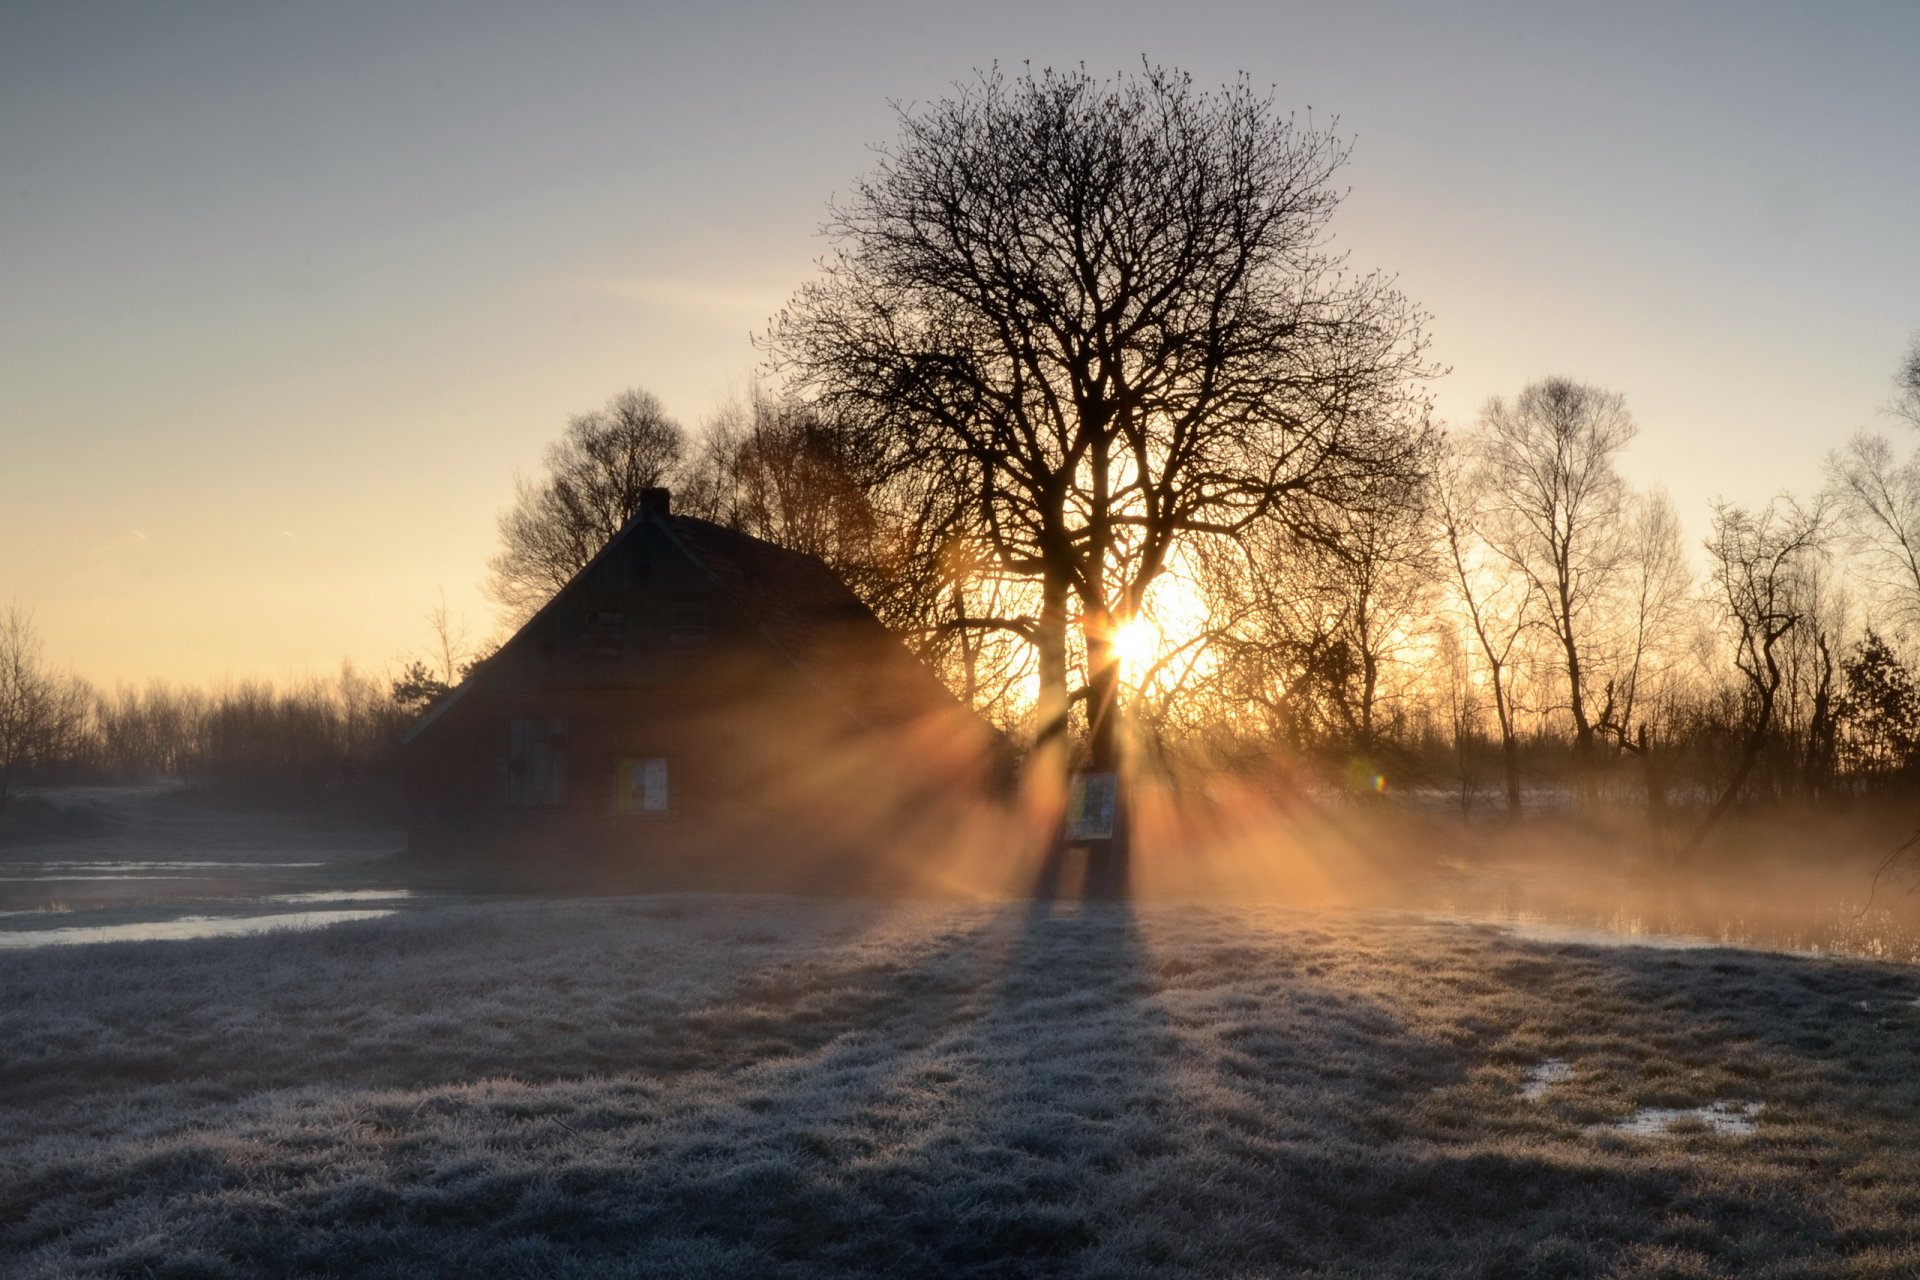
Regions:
[[7, 896, 1920, 1278]]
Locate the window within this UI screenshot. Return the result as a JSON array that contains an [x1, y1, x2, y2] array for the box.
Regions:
[[507, 718, 568, 807], [614, 757, 671, 814]]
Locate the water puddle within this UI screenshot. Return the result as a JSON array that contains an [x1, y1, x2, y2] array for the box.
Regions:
[[0, 860, 328, 882], [0, 909, 396, 949], [1520, 1059, 1574, 1099], [1433, 912, 1726, 952], [1417, 895, 1920, 963], [1595, 1101, 1762, 1138], [264, 889, 413, 904]]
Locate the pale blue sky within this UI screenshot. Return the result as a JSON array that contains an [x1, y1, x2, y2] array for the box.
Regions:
[[2, 1, 1915, 683]]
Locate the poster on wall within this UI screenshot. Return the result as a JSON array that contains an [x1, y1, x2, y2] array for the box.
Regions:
[[1064, 770, 1118, 841], [615, 757, 671, 813]]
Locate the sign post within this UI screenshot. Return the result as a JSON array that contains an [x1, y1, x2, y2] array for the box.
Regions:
[[1061, 769, 1128, 898]]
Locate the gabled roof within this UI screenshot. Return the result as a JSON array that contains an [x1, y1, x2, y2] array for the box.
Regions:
[[405, 498, 976, 743], [661, 514, 965, 731]]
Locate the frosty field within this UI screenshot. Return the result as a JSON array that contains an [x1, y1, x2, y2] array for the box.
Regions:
[[8, 891, 1920, 1278]]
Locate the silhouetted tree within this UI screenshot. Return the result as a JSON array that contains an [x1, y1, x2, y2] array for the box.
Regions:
[[1896, 331, 1920, 430], [772, 63, 1434, 772], [1836, 631, 1920, 787], [0, 604, 93, 803], [391, 663, 453, 719], [487, 388, 686, 622], [1827, 338, 1920, 625], [1604, 491, 1692, 743], [1827, 432, 1920, 628], [1435, 443, 1533, 815], [1683, 497, 1829, 857], [390, 591, 488, 718], [682, 392, 958, 638], [93, 682, 204, 781], [1474, 378, 1636, 786], [1198, 482, 1435, 764]]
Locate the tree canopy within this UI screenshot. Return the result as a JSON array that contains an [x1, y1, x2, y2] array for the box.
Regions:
[[772, 63, 1435, 769], [486, 388, 687, 622]]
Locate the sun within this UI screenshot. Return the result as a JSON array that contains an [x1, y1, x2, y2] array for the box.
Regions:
[[1111, 616, 1160, 678]]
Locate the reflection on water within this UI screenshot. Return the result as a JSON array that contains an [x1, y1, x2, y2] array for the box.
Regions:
[[265, 889, 414, 904], [0, 909, 396, 949], [1429, 911, 1723, 952], [1412, 877, 1920, 965], [0, 861, 329, 881]]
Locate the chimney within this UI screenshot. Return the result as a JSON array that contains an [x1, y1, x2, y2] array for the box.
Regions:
[[640, 487, 672, 517]]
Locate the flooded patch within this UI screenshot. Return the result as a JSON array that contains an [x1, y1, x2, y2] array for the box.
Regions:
[[1409, 879, 1920, 965], [1520, 1059, 1574, 1099], [0, 909, 396, 949], [1597, 1101, 1763, 1138], [265, 889, 414, 904], [0, 860, 328, 881], [1428, 911, 1726, 952]]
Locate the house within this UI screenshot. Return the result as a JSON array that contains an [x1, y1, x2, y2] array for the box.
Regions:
[[401, 488, 998, 887]]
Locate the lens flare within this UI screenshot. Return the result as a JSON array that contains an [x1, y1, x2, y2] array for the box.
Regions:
[[1111, 616, 1159, 678]]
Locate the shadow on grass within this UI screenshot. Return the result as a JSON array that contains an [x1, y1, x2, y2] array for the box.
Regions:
[[10, 900, 1920, 1277]]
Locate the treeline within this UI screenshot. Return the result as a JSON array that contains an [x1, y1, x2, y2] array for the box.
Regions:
[[89, 667, 406, 794], [0, 617, 411, 803]]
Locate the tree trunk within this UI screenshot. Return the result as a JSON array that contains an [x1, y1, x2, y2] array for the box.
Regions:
[[1805, 635, 1835, 802], [1638, 723, 1668, 857], [1680, 693, 1773, 862], [1359, 645, 1379, 755], [1502, 731, 1522, 819], [1492, 667, 1521, 818], [951, 584, 980, 710], [1080, 614, 1129, 896], [1034, 573, 1070, 754], [1085, 623, 1120, 772]]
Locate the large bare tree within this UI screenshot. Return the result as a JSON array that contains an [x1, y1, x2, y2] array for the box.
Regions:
[[772, 63, 1434, 772], [1683, 497, 1830, 857], [486, 388, 687, 622], [1829, 430, 1920, 634], [1826, 336, 1920, 627], [681, 392, 962, 642], [1474, 378, 1637, 783], [1435, 444, 1534, 815]]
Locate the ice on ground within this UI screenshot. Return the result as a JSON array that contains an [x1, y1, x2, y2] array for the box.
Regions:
[[0, 909, 396, 949], [1598, 1100, 1763, 1138], [265, 889, 414, 904], [1520, 1058, 1574, 1099], [0, 860, 328, 881]]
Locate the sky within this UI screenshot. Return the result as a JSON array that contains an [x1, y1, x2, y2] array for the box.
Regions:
[[2, 0, 1916, 687]]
